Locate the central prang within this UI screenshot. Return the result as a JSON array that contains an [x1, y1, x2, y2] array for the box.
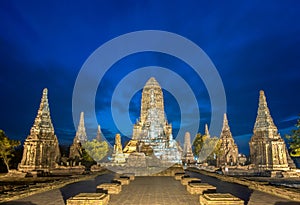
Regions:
[[120, 77, 182, 164]]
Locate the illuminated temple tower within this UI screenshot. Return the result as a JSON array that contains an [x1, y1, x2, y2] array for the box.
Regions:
[[69, 112, 87, 159], [217, 114, 239, 166], [182, 132, 195, 164], [124, 77, 182, 163], [249, 90, 295, 171], [19, 88, 60, 172]]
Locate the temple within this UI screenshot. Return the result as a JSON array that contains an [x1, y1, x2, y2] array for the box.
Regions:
[[217, 114, 239, 166], [18, 88, 60, 172], [123, 77, 182, 164], [69, 112, 87, 159], [249, 90, 295, 171]]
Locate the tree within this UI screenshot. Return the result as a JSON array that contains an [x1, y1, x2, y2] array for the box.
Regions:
[[83, 139, 109, 163], [286, 115, 300, 157], [0, 130, 20, 172], [192, 133, 205, 156]]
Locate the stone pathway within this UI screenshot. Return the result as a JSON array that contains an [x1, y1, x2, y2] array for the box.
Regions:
[[109, 176, 198, 205], [1, 171, 299, 205]]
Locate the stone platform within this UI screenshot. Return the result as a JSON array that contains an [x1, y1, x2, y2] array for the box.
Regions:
[[113, 177, 130, 185], [181, 177, 201, 185], [199, 193, 244, 205], [187, 183, 216, 194], [66, 193, 110, 205], [96, 183, 121, 194], [174, 172, 185, 180]]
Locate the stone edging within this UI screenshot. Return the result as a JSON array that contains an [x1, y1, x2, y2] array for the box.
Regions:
[[187, 168, 300, 202], [0, 170, 108, 203]]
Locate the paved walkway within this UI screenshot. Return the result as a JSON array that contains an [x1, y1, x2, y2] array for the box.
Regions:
[[1, 171, 298, 205], [109, 176, 198, 205]]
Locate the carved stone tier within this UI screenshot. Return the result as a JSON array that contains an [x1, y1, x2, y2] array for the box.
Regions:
[[18, 88, 60, 172], [217, 114, 239, 166], [249, 91, 295, 171]]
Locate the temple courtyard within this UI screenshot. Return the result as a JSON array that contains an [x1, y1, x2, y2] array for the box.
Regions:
[[1, 170, 299, 205]]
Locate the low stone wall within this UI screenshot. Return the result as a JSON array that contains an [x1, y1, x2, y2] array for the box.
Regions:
[[188, 167, 300, 202], [0, 170, 109, 203]]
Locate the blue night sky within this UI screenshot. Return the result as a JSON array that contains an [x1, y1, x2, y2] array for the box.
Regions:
[[0, 1, 299, 155]]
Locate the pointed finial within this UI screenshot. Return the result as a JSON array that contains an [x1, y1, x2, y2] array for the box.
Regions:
[[221, 113, 230, 132], [205, 124, 210, 138], [43, 88, 48, 96], [254, 90, 277, 133], [223, 113, 228, 124], [97, 125, 101, 133], [259, 90, 264, 96], [75, 111, 87, 143]]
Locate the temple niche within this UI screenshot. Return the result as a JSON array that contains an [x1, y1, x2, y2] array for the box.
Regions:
[[18, 88, 60, 172], [123, 77, 182, 164], [249, 90, 295, 171], [217, 114, 239, 166], [69, 112, 87, 160], [182, 132, 195, 164]]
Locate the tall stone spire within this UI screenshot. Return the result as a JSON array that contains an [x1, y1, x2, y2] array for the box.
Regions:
[[182, 132, 195, 164], [19, 88, 60, 172], [69, 112, 87, 159], [30, 88, 55, 137], [74, 112, 87, 143], [140, 77, 165, 124], [253, 90, 278, 135], [217, 113, 239, 166], [250, 90, 295, 171], [205, 124, 210, 138], [95, 125, 102, 142], [125, 77, 182, 164]]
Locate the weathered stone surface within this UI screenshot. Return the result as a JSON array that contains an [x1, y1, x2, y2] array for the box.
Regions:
[[249, 90, 295, 172], [217, 114, 239, 167], [66, 193, 109, 205], [121, 173, 135, 180], [187, 183, 216, 194], [97, 183, 121, 194], [199, 193, 244, 205], [69, 112, 87, 160], [18, 88, 60, 172], [113, 177, 130, 185], [174, 172, 185, 180], [182, 132, 195, 164], [181, 177, 201, 185], [124, 77, 182, 164], [111, 134, 126, 163]]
